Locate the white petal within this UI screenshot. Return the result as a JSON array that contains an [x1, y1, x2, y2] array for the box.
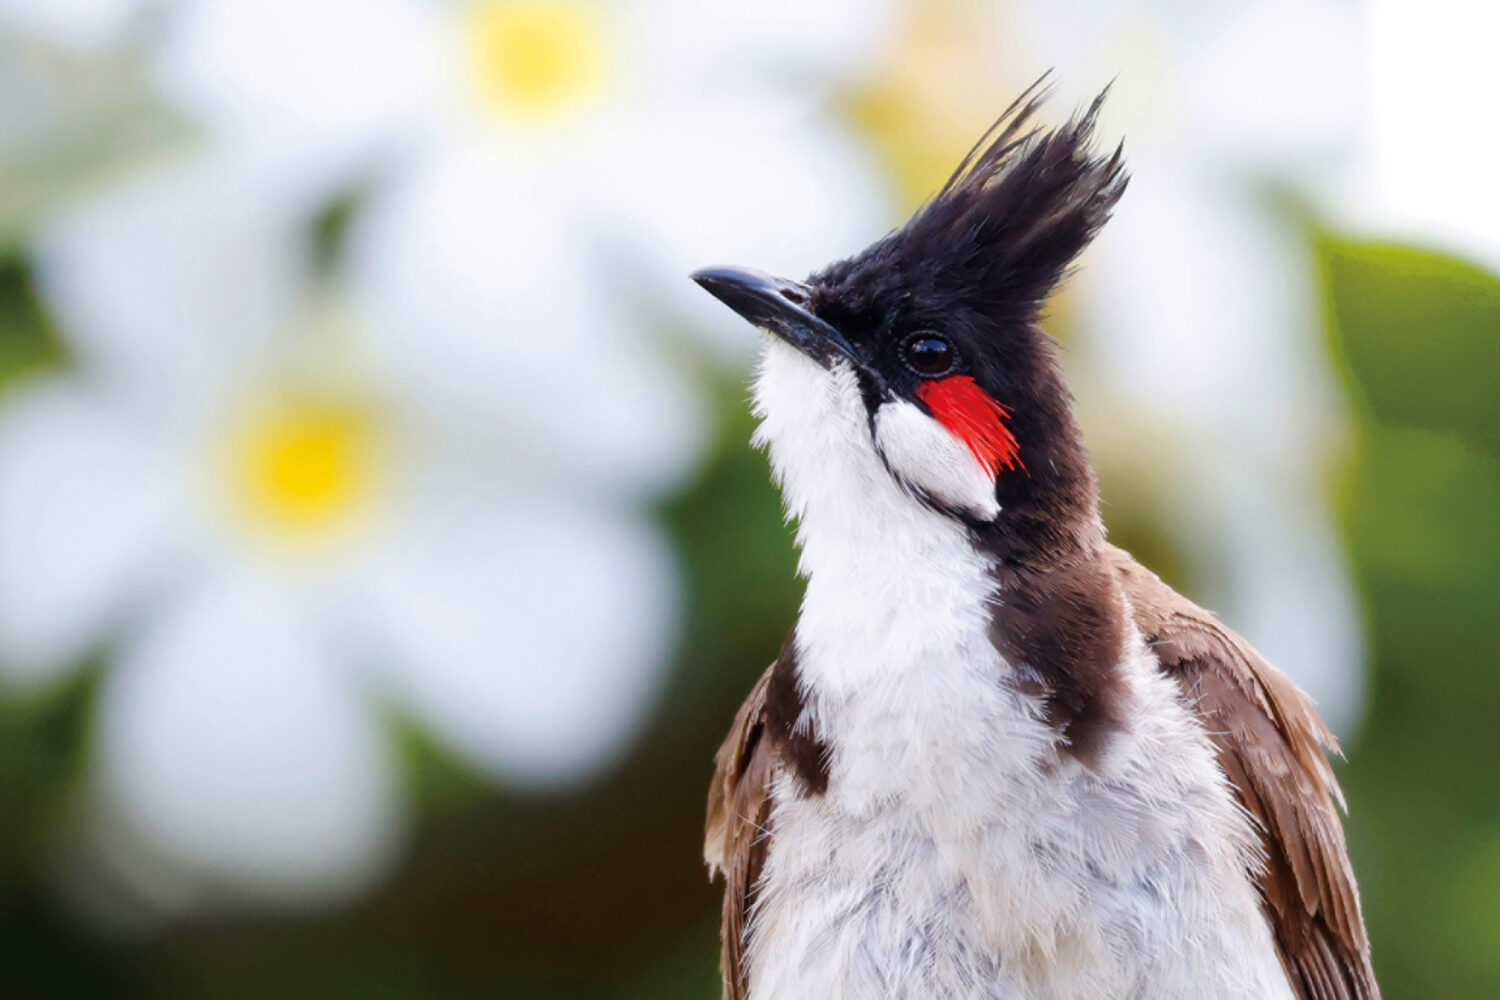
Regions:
[[1004, 0, 1361, 178], [357, 497, 678, 787], [93, 576, 403, 904], [155, 0, 440, 197], [1178, 0, 1364, 170], [33, 156, 306, 409], [1080, 156, 1342, 452], [633, 0, 900, 95], [0, 378, 175, 690], [347, 146, 708, 495], [0, 0, 141, 52], [598, 106, 890, 357]]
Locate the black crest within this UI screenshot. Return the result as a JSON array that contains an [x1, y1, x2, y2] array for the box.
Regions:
[[813, 77, 1127, 324]]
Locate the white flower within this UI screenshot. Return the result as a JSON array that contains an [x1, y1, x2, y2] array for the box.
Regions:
[[0, 0, 901, 912], [152, 0, 894, 359], [0, 157, 681, 908]]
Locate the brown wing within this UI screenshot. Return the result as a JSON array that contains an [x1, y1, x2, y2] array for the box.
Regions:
[[704, 665, 776, 1000], [1111, 546, 1378, 1000]]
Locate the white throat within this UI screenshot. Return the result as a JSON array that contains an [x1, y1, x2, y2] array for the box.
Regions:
[[751, 337, 1024, 805]]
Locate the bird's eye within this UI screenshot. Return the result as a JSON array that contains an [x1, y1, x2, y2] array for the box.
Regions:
[[902, 334, 957, 377]]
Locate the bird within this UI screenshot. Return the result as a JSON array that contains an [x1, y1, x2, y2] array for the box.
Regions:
[[690, 81, 1377, 1000]]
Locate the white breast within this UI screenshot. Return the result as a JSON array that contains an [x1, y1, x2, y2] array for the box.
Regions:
[[746, 341, 1292, 1000]]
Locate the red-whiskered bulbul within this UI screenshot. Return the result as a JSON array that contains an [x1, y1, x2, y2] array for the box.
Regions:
[[690, 83, 1377, 1000]]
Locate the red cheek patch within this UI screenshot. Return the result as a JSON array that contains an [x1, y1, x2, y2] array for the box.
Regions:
[[916, 376, 1023, 478]]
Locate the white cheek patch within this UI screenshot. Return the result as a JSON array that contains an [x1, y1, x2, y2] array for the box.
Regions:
[[873, 398, 1000, 521]]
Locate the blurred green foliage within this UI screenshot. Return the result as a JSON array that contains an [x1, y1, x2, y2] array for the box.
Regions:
[[1320, 237, 1500, 999], [0, 256, 59, 383]]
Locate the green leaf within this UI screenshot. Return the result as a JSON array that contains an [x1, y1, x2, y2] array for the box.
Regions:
[[1319, 238, 1500, 458], [0, 256, 62, 386], [1322, 237, 1500, 997]]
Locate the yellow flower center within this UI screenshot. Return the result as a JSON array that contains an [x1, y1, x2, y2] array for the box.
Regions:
[[467, 0, 610, 124], [224, 397, 380, 544]]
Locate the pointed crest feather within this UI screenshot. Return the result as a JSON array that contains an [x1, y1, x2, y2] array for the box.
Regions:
[[813, 75, 1127, 321]]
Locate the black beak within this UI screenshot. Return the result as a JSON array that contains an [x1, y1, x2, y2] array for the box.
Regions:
[[691, 266, 859, 369]]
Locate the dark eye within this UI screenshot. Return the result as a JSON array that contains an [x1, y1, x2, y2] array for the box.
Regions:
[[902, 333, 957, 376]]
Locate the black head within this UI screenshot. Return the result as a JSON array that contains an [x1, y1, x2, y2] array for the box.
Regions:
[[693, 80, 1126, 566]]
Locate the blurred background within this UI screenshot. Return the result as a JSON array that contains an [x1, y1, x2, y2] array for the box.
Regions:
[[0, 0, 1494, 996]]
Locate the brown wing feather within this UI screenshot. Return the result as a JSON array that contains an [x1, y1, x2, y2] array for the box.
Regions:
[[1110, 546, 1378, 1000], [704, 666, 776, 1000]]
